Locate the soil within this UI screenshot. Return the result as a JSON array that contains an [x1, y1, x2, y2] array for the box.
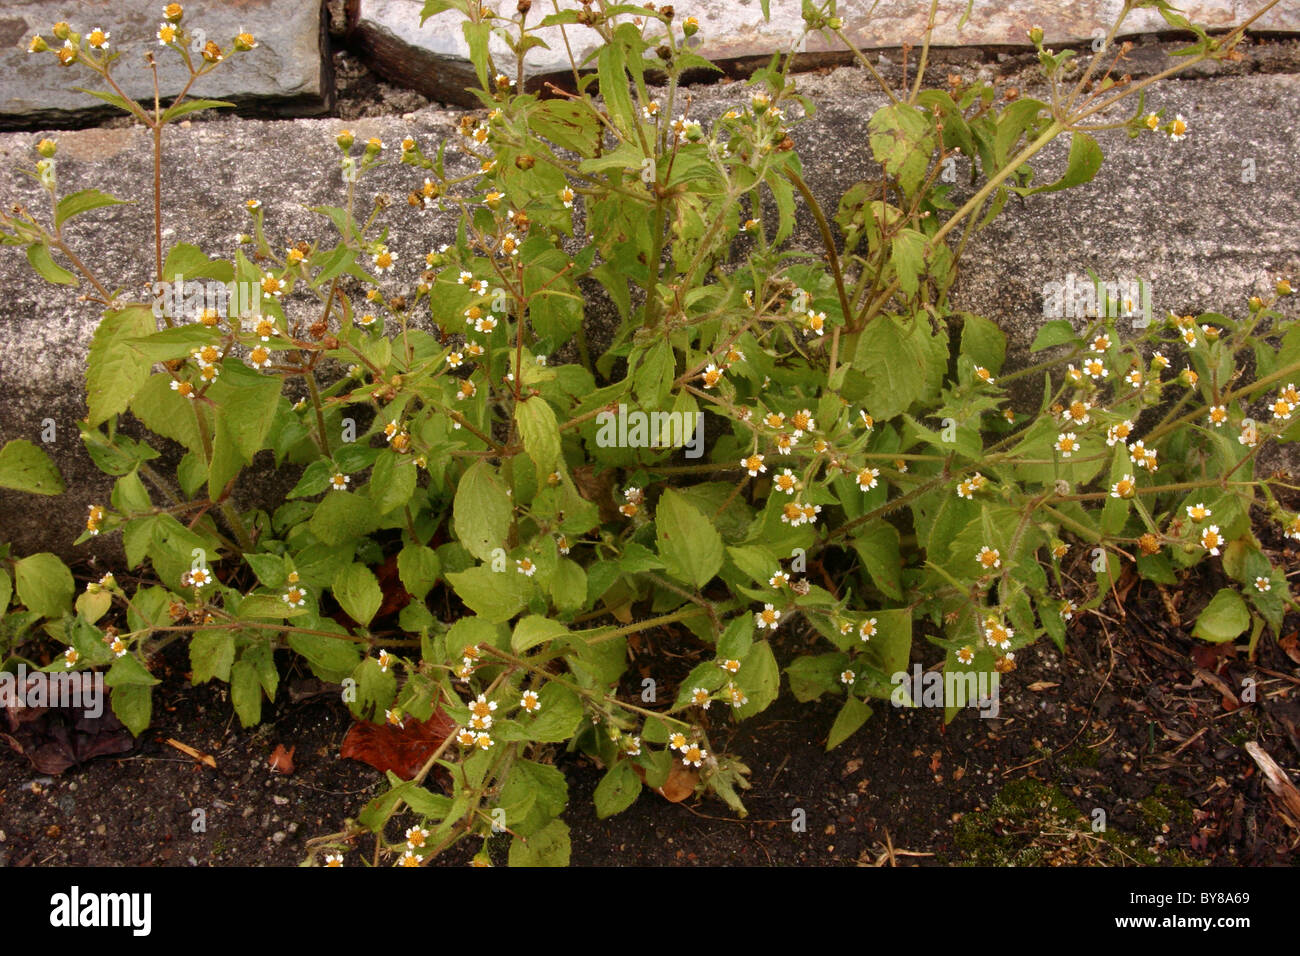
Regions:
[[2, 541, 1297, 867]]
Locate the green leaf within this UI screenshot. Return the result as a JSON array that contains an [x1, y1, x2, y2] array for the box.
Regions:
[[463, 19, 492, 91], [397, 544, 440, 600], [516, 396, 562, 477], [87, 307, 157, 426], [243, 552, 287, 589], [1019, 132, 1102, 195], [512, 615, 569, 653], [508, 817, 571, 867], [522, 683, 583, 742], [55, 188, 129, 229], [827, 696, 872, 750], [243, 642, 284, 709], [334, 563, 383, 627], [236, 593, 307, 620], [593, 761, 641, 818], [288, 623, 362, 682], [1030, 319, 1080, 353], [598, 40, 636, 138], [843, 313, 945, 419], [868, 103, 936, 197], [309, 491, 378, 546], [447, 566, 529, 623], [347, 656, 396, 721], [655, 488, 724, 589], [111, 469, 152, 514], [230, 659, 263, 727], [633, 340, 675, 409], [889, 228, 927, 296], [1192, 588, 1250, 643], [26, 243, 76, 285], [851, 522, 904, 600], [73, 86, 137, 114], [959, 312, 1007, 375], [14, 553, 73, 618], [207, 360, 283, 463], [190, 629, 235, 684], [862, 608, 913, 677], [105, 653, 160, 687], [131, 373, 207, 455], [733, 639, 781, 718], [161, 97, 235, 124], [110, 685, 152, 736], [786, 653, 848, 703], [452, 461, 512, 562], [368, 450, 416, 515], [127, 323, 218, 363], [0, 439, 64, 495], [549, 558, 587, 613]]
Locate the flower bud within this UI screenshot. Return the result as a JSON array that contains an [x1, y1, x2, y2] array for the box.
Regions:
[[1278, 277, 1293, 297], [336, 128, 355, 151], [163, 4, 184, 24], [52, 21, 71, 40], [682, 15, 698, 36], [1028, 25, 1044, 46], [28, 36, 49, 53], [36, 138, 57, 158]]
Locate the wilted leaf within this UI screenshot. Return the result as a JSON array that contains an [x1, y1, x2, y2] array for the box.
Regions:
[[268, 743, 296, 775], [340, 708, 456, 780]]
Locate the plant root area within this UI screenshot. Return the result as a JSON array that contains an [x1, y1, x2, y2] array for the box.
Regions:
[[1, 551, 1297, 867]]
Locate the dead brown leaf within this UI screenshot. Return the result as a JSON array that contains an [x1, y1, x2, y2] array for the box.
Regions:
[[268, 743, 296, 775], [340, 708, 456, 780], [1195, 667, 1241, 711], [1244, 742, 1300, 827], [1279, 632, 1300, 666], [656, 760, 699, 803], [1027, 681, 1060, 692]]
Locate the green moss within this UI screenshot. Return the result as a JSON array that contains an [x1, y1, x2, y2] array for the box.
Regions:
[[1058, 744, 1102, 769], [949, 778, 1203, 866], [1137, 783, 1196, 830]]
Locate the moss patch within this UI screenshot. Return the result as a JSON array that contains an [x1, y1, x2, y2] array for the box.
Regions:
[[949, 778, 1200, 866]]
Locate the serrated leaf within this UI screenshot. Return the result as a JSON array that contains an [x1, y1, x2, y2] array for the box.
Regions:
[[334, 563, 383, 627], [14, 553, 73, 619], [87, 307, 157, 426], [655, 488, 723, 589], [26, 243, 76, 285], [593, 761, 641, 818], [0, 439, 64, 495], [453, 461, 511, 562], [55, 188, 129, 228]]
